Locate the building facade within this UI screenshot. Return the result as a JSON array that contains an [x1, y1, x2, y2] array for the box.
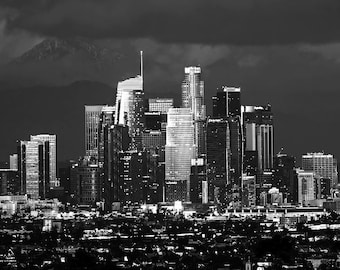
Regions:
[[114, 76, 144, 150], [243, 105, 274, 171], [148, 98, 173, 114], [18, 140, 50, 199], [206, 119, 230, 205], [165, 108, 195, 202], [70, 158, 101, 205], [297, 170, 317, 205], [302, 152, 338, 186], [85, 105, 104, 159], [181, 66, 206, 156], [30, 134, 57, 188]]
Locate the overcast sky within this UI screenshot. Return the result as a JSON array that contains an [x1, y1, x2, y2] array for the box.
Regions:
[[0, 0, 340, 163]]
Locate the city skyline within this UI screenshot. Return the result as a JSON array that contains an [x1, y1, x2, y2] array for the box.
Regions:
[[1, 2, 340, 268], [0, 1, 340, 163]]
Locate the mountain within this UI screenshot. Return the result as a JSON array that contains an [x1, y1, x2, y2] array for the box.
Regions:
[[14, 38, 124, 65], [0, 37, 140, 87]]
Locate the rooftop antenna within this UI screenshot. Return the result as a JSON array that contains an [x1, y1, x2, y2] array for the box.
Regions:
[[140, 50, 143, 83]]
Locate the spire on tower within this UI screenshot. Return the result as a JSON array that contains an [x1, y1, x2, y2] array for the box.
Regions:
[[140, 50, 143, 83]]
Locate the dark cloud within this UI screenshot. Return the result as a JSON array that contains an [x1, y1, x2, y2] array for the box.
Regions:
[[1, 0, 340, 45]]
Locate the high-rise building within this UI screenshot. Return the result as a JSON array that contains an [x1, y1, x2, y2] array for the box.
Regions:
[[31, 134, 57, 188], [243, 105, 274, 171], [114, 52, 145, 150], [165, 108, 195, 202], [206, 119, 230, 205], [210, 87, 242, 204], [181, 66, 206, 156], [85, 105, 104, 159], [70, 157, 101, 205], [143, 101, 170, 203], [273, 153, 297, 204], [212, 86, 241, 118], [98, 107, 129, 211], [148, 98, 173, 114], [302, 152, 338, 186], [118, 150, 148, 205], [18, 140, 50, 199]]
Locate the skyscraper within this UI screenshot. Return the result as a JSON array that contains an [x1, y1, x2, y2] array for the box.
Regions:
[[302, 152, 338, 186], [273, 153, 297, 204], [18, 140, 50, 199], [165, 108, 195, 202], [114, 52, 145, 150], [206, 118, 230, 205], [118, 150, 148, 205], [243, 105, 274, 171], [142, 99, 172, 203], [85, 105, 104, 159], [98, 106, 128, 210], [30, 134, 57, 188], [211, 86, 242, 204], [181, 66, 206, 156], [70, 157, 101, 205], [212, 86, 241, 118]]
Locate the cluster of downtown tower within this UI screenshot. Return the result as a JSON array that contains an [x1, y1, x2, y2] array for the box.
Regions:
[[6, 52, 338, 212]]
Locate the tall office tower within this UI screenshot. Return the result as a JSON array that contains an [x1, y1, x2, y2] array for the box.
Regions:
[[9, 154, 18, 170], [98, 108, 129, 211], [115, 52, 145, 150], [211, 87, 242, 203], [85, 105, 104, 159], [302, 152, 338, 186], [30, 134, 57, 188], [18, 140, 50, 199], [142, 100, 172, 203], [98, 105, 116, 162], [98, 106, 115, 209], [70, 157, 101, 205], [118, 150, 148, 205], [148, 98, 174, 114], [206, 119, 230, 205], [243, 105, 274, 171], [144, 98, 170, 154], [273, 153, 297, 204], [181, 66, 206, 156], [296, 169, 317, 205], [212, 86, 241, 118], [165, 108, 195, 202]]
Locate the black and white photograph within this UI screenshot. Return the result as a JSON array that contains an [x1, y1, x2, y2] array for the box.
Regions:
[[0, 1, 340, 269]]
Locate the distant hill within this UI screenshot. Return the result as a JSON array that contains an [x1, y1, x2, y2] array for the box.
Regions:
[[14, 37, 124, 65], [0, 37, 140, 87]]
